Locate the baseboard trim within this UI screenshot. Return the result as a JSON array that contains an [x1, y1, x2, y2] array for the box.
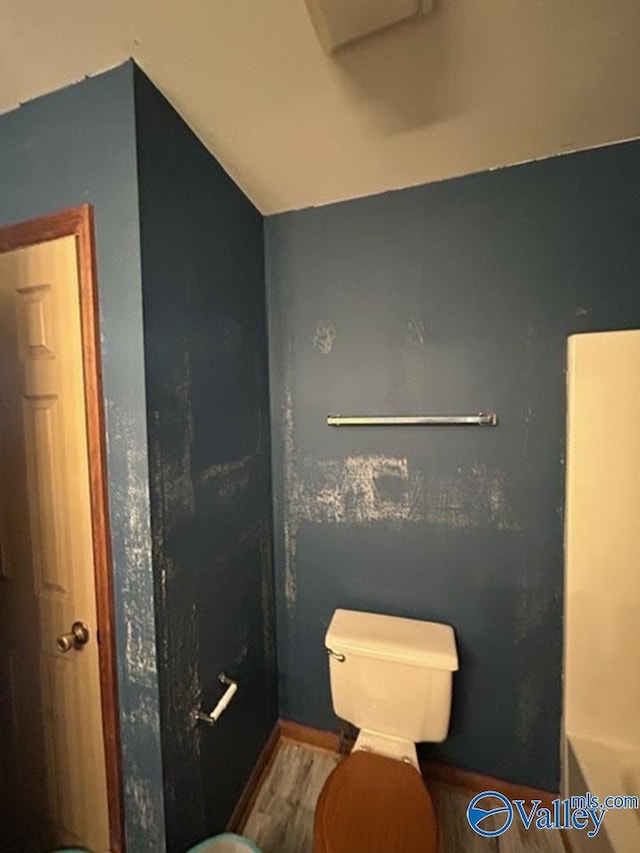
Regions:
[[278, 719, 340, 753], [421, 761, 559, 809], [227, 722, 281, 833], [276, 719, 559, 808]]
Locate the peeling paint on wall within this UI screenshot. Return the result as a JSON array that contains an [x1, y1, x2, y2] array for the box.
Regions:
[[406, 317, 427, 346], [137, 66, 276, 849], [124, 616, 157, 687], [280, 364, 519, 616], [283, 519, 298, 614], [166, 600, 203, 755], [161, 353, 195, 530], [124, 774, 161, 835], [575, 305, 592, 317], [122, 692, 161, 734], [282, 452, 518, 613], [147, 363, 207, 841], [295, 454, 420, 525], [200, 454, 253, 500], [113, 408, 158, 689], [288, 456, 518, 532], [423, 463, 519, 531], [282, 367, 298, 615], [155, 519, 205, 833], [313, 320, 337, 354], [109, 399, 164, 850], [259, 522, 277, 673], [149, 411, 166, 558]]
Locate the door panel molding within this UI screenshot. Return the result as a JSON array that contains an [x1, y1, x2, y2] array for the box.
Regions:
[[0, 205, 124, 853]]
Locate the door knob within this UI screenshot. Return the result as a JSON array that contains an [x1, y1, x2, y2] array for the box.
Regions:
[[56, 621, 90, 653]]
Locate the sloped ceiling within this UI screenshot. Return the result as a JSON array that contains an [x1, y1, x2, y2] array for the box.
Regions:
[[2, 0, 640, 213]]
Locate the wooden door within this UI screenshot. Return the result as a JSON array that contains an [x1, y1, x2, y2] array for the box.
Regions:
[[0, 227, 114, 852]]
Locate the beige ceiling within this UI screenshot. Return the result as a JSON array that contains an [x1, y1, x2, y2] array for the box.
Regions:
[[2, 0, 640, 214]]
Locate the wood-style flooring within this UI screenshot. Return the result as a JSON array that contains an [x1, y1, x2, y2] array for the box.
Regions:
[[242, 741, 568, 853]]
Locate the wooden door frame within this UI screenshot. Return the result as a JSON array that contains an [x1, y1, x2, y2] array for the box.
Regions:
[[0, 205, 125, 853]]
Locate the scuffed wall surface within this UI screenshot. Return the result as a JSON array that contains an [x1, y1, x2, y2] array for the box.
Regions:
[[266, 138, 640, 791], [135, 69, 277, 852], [110, 405, 165, 851], [0, 64, 166, 851]]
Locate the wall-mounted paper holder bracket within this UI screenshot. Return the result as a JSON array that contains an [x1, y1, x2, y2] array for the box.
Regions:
[[190, 673, 238, 727]]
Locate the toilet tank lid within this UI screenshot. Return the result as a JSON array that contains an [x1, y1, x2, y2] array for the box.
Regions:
[[325, 609, 459, 671]]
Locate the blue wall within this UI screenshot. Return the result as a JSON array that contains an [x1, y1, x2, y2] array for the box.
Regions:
[[266, 139, 640, 791], [0, 64, 166, 850], [6, 54, 640, 833], [135, 70, 277, 852]]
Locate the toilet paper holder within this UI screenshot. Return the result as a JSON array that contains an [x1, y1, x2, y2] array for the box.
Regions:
[[191, 673, 238, 727]]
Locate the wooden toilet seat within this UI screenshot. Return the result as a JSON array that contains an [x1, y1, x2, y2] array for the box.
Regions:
[[314, 750, 438, 853]]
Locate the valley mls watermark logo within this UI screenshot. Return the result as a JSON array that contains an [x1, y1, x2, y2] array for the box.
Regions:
[[466, 792, 514, 838], [467, 790, 639, 839]]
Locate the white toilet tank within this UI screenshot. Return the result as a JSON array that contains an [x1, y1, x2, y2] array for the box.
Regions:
[[325, 609, 459, 743]]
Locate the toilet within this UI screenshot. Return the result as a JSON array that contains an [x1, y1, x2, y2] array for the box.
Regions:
[[314, 608, 459, 853]]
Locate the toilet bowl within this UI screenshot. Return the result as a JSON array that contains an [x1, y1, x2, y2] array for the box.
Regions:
[[314, 608, 459, 853], [314, 751, 438, 853]]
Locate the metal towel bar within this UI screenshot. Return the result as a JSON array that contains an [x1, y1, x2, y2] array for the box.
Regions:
[[327, 413, 498, 427]]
